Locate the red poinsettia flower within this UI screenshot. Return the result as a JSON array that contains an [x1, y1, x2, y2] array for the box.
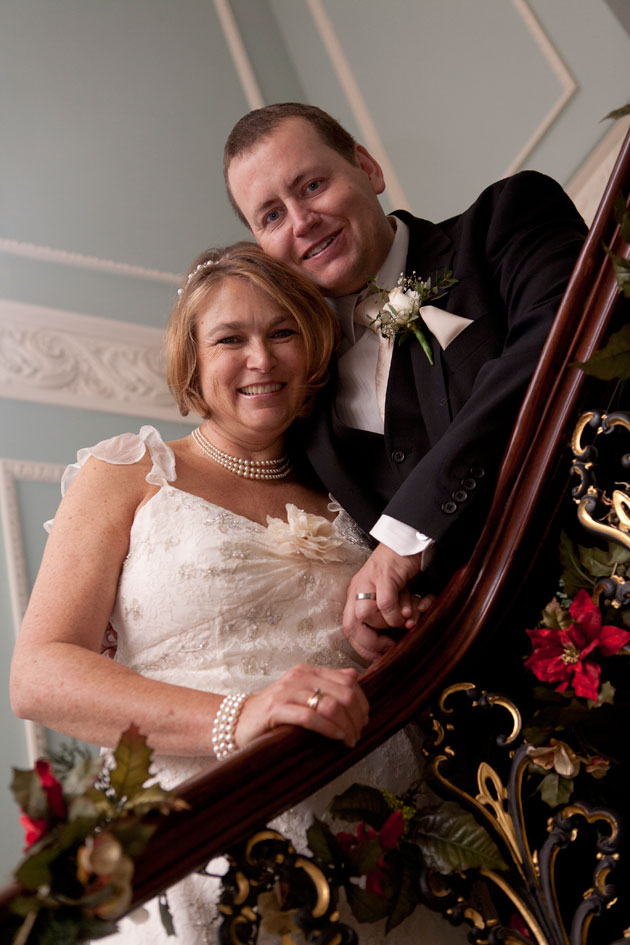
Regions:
[[35, 760, 66, 818], [525, 590, 630, 701], [19, 814, 49, 850], [19, 760, 66, 850], [335, 811, 405, 896]]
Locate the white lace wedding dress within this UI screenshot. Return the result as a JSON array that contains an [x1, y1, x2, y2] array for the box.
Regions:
[[62, 427, 466, 944]]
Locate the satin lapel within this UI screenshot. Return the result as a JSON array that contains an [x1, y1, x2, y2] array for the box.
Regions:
[[300, 363, 387, 530], [391, 211, 457, 445]]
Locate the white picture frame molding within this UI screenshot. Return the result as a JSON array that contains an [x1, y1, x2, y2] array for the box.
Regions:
[[0, 458, 65, 763]]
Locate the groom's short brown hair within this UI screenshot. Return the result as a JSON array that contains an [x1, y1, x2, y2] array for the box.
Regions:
[[223, 103, 357, 226]]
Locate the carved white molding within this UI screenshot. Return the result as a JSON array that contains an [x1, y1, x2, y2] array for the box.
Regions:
[[213, 0, 264, 110], [0, 458, 64, 763], [505, 0, 578, 176], [0, 298, 194, 424], [305, 0, 408, 211], [567, 117, 630, 225], [0, 237, 181, 286]]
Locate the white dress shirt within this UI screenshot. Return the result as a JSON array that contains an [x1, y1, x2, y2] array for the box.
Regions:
[[327, 218, 434, 561]]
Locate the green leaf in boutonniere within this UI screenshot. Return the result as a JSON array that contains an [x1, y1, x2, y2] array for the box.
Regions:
[[367, 269, 458, 365]]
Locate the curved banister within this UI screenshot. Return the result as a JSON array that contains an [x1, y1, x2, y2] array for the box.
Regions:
[[1, 128, 629, 924]]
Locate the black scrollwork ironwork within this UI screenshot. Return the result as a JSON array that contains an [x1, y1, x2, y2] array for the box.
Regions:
[[420, 684, 628, 945], [218, 829, 356, 945]]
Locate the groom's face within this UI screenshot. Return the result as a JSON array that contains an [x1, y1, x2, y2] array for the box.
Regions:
[[226, 118, 394, 298]]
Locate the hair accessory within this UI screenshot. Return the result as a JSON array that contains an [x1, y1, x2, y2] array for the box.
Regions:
[[178, 259, 216, 296], [307, 687, 322, 710], [193, 427, 292, 480], [212, 692, 248, 759]]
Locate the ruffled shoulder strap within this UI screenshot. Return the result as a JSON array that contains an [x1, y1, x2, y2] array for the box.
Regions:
[[44, 427, 177, 532], [59, 425, 176, 496]]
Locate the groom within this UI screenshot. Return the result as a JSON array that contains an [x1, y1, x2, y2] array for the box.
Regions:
[[223, 103, 587, 660]]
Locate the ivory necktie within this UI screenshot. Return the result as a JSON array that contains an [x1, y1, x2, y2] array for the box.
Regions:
[[353, 292, 393, 422]]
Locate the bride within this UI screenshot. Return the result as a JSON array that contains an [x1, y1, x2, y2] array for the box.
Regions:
[[10, 242, 465, 944]]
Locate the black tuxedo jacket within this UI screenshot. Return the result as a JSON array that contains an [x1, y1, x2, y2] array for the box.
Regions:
[[299, 171, 587, 585]]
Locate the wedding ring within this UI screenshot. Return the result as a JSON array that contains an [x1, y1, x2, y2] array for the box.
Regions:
[[307, 687, 322, 710], [355, 592, 376, 600]]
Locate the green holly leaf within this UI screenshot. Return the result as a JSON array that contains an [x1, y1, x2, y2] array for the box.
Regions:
[[7, 894, 42, 917], [306, 817, 338, 865], [539, 773, 574, 808], [540, 597, 571, 630], [589, 680, 616, 708], [580, 541, 630, 578], [408, 802, 507, 872], [108, 725, 153, 804], [603, 104, 630, 121], [69, 789, 114, 822], [386, 847, 421, 932], [10, 768, 48, 820], [159, 893, 177, 936], [122, 784, 185, 816], [328, 783, 392, 829], [614, 192, 630, 243], [346, 885, 391, 924], [573, 322, 630, 377], [353, 834, 383, 876], [15, 846, 57, 890]]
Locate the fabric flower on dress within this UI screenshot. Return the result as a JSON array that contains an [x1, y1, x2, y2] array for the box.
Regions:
[[265, 504, 345, 562], [524, 589, 630, 701]]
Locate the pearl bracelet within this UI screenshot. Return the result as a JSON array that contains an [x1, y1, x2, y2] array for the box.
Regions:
[[212, 692, 248, 759]]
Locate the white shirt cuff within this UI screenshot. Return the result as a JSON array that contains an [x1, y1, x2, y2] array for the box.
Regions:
[[370, 514, 435, 566]]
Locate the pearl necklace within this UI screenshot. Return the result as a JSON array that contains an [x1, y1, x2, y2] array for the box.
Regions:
[[192, 427, 292, 480]]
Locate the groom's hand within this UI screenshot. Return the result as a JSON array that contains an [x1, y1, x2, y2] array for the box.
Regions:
[[343, 544, 429, 662]]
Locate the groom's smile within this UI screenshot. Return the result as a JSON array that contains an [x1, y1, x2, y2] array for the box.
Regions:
[[226, 117, 394, 298]]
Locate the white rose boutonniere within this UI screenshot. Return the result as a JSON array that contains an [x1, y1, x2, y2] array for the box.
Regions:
[[368, 269, 458, 365], [265, 504, 345, 561]]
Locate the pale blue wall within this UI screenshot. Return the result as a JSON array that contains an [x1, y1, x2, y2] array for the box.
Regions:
[[1, 0, 629, 882]]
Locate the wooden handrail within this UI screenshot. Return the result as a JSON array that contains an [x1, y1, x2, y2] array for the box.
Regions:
[[2, 129, 629, 923]]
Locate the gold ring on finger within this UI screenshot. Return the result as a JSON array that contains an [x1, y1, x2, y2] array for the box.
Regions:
[[307, 687, 322, 710], [355, 592, 376, 600]]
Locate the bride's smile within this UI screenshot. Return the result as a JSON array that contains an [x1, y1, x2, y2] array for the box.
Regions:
[[196, 277, 309, 457]]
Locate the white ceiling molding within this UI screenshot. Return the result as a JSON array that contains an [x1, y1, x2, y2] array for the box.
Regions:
[[0, 298, 194, 424], [0, 237, 181, 286], [213, 0, 265, 110], [567, 117, 630, 225], [0, 457, 63, 763], [505, 0, 578, 176], [304, 0, 408, 211]]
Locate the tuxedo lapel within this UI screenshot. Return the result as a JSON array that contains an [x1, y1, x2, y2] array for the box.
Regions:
[[301, 363, 394, 531], [390, 211, 456, 444]]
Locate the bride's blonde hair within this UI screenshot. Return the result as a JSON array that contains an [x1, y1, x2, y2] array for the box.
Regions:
[[164, 242, 339, 419]]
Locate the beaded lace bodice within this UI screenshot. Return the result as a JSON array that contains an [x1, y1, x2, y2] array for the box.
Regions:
[[64, 427, 462, 944]]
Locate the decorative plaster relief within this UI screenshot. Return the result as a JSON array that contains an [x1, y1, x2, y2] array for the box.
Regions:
[[0, 299, 192, 423]]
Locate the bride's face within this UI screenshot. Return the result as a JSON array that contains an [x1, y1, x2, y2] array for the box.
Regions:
[[196, 277, 309, 451]]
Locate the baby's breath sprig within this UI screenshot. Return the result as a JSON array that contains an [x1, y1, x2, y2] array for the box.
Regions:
[[367, 269, 458, 365]]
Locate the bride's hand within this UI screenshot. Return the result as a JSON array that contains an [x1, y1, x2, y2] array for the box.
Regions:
[[234, 665, 369, 749]]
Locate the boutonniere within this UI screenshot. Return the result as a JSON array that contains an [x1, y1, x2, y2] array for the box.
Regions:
[[367, 269, 458, 365]]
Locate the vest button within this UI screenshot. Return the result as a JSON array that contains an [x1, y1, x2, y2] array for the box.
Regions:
[[470, 466, 485, 479], [441, 500, 458, 514], [452, 489, 468, 502], [462, 478, 476, 490], [391, 449, 406, 463]]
